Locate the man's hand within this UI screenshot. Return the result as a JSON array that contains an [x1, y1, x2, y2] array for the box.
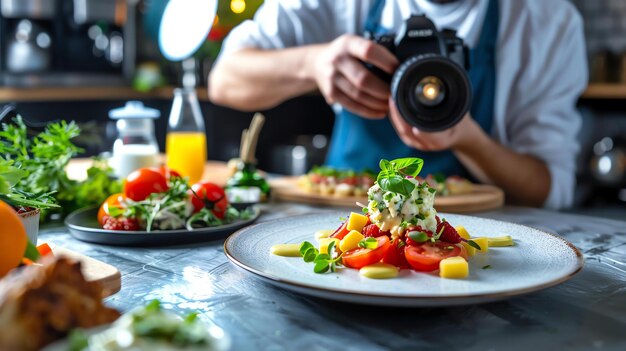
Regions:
[[306, 35, 399, 119], [387, 99, 480, 151]]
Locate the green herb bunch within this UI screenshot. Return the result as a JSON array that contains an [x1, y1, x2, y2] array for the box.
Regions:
[[0, 116, 121, 218]]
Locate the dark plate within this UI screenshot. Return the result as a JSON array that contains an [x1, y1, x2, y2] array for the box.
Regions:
[[64, 206, 260, 246]]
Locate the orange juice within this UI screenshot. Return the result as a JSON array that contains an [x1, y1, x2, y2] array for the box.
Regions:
[[166, 131, 206, 183]]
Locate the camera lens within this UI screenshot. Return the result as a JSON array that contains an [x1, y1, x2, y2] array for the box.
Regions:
[[415, 76, 445, 106], [391, 54, 471, 132]]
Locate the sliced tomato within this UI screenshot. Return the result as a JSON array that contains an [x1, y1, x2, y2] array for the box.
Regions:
[[97, 193, 126, 226], [329, 222, 349, 240], [404, 242, 466, 272], [382, 239, 409, 268], [124, 168, 169, 201], [189, 182, 228, 218], [342, 235, 390, 269]]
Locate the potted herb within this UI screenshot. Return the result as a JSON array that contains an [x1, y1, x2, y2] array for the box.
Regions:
[[0, 116, 121, 225], [0, 159, 58, 243]]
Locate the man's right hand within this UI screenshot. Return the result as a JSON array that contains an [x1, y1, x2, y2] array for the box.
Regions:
[[306, 35, 399, 119]]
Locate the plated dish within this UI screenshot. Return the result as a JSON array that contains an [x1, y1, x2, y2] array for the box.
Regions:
[[65, 206, 259, 246], [225, 212, 583, 307], [298, 166, 473, 197], [226, 158, 582, 307]]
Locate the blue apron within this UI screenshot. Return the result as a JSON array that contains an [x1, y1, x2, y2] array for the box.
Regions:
[[326, 0, 498, 177]]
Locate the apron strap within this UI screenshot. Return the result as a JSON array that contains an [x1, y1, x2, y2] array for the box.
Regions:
[[364, 0, 387, 34]]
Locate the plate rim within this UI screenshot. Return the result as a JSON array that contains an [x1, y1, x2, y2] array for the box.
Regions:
[[224, 212, 585, 303], [64, 205, 260, 236]]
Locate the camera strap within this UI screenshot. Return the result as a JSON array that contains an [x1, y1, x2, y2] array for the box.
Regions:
[[364, 0, 387, 34]]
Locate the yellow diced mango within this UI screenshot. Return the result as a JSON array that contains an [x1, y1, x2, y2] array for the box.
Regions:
[[346, 212, 369, 232], [439, 256, 469, 279], [319, 238, 340, 254], [488, 235, 514, 247], [461, 241, 476, 257], [314, 229, 333, 241], [471, 237, 489, 253], [455, 225, 471, 240], [339, 230, 365, 252]]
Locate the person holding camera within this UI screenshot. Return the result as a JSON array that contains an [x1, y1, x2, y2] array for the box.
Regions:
[[208, 0, 587, 209]]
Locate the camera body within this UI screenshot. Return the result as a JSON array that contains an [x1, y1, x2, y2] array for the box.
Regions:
[[367, 15, 471, 132]]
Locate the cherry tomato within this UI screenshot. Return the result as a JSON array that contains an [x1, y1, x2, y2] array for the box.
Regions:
[[329, 222, 350, 240], [189, 182, 228, 219], [404, 242, 466, 272], [156, 165, 182, 179], [342, 235, 391, 269], [97, 193, 127, 225], [382, 239, 410, 268], [124, 168, 169, 201]]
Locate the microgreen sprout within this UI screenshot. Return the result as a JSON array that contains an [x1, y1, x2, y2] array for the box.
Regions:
[[358, 237, 378, 249]]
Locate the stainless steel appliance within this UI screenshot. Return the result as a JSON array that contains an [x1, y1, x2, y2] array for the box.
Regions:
[[0, 0, 137, 87]]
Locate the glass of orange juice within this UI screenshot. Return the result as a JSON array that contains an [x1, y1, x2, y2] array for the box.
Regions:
[[166, 88, 207, 183]]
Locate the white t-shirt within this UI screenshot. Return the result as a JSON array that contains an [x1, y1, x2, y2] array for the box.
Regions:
[[218, 0, 588, 210]]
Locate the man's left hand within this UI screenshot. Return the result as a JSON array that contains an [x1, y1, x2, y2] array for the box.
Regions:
[[387, 98, 480, 152]]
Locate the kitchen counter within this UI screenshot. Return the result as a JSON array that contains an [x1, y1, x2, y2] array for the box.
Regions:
[[0, 86, 210, 102], [40, 203, 626, 350]]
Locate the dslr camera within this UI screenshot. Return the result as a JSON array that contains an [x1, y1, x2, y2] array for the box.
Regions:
[[366, 15, 471, 132]]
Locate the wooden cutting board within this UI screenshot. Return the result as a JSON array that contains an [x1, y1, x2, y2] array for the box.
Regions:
[[269, 176, 504, 213], [52, 247, 121, 297]]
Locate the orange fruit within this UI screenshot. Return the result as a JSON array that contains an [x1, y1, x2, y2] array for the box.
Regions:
[[0, 200, 27, 277]]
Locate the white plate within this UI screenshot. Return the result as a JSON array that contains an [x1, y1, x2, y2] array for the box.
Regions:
[[224, 212, 584, 307]]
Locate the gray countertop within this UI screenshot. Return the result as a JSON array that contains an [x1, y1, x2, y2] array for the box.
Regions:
[[40, 203, 626, 351]]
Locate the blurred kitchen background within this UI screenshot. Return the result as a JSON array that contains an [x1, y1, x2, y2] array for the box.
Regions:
[[0, 0, 624, 219]]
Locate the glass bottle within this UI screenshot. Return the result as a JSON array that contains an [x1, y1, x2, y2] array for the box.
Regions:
[[166, 88, 207, 183], [109, 101, 160, 178]]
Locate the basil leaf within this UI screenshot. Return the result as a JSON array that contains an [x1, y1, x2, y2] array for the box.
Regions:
[[379, 176, 411, 196], [407, 231, 429, 243], [379, 159, 391, 172], [400, 178, 416, 195], [314, 260, 330, 273], [390, 157, 423, 177]]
